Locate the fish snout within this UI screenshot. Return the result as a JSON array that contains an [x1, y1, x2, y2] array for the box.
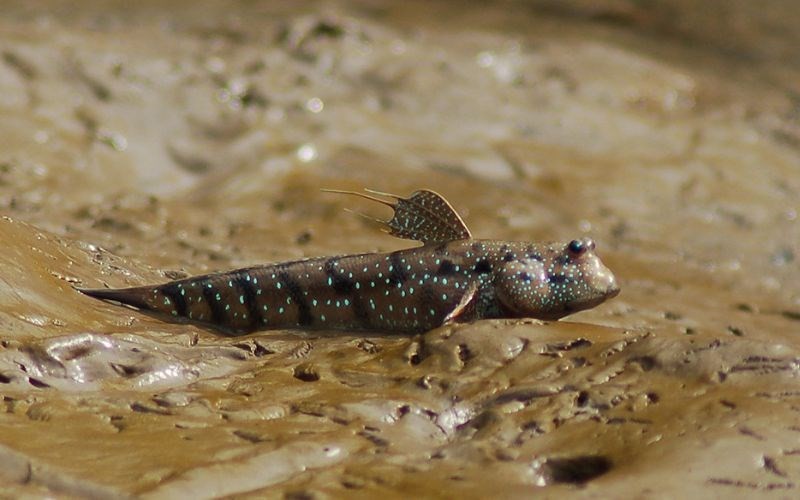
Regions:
[[604, 272, 620, 298], [588, 261, 619, 300]]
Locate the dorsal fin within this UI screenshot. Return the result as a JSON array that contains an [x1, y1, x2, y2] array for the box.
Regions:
[[323, 188, 472, 244]]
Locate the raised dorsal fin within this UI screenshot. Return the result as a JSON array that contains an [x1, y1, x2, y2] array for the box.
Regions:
[[324, 188, 472, 244]]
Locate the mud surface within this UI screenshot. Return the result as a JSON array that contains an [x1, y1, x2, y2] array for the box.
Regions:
[[1, 0, 799, 497]]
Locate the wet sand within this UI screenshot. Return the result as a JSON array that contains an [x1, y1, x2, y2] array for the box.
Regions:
[[1, 0, 799, 497]]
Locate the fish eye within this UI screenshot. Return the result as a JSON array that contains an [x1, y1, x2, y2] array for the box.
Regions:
[[568, 239, 587, 256]]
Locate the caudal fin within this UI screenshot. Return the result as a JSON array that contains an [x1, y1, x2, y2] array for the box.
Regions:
[[77, 286, 155, 311]]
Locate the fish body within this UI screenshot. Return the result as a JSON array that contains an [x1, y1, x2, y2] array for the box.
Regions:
[[80, 190, 619, 334]]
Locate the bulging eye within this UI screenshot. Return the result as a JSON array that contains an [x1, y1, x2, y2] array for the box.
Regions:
[[567, 238, 595, 256]]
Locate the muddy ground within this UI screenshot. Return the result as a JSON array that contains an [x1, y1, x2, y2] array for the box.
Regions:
[[1, 0, 799, 498]]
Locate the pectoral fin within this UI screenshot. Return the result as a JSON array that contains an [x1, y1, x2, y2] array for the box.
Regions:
[[443, 281, 480, 325], [323, 188, 472, 244]]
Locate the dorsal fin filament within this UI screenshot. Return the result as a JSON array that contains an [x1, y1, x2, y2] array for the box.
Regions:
[[323, 188, 472, 244]]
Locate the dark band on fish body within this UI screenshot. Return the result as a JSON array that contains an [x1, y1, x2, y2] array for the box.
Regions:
[[548, 274, 569, 284], [235, 273, 263, 328], [389, 251, 408, 285], [324, 258, 355, 293], [161, 284, 187, 317], [436, 259, 456, 276], [473, 259, 492, 274], [351, 294, 371, 326], [321, 258, 367, 324], [420, 279, 438, 314], [503, 252, 516, 262], [202, 280, 227, 325], [279, 271, 313, 326]]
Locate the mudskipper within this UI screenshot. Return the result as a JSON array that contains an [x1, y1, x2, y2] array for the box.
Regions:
[[80, 189, 620, 333]]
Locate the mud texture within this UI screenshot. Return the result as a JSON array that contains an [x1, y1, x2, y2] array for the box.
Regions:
[[1, 0, 799, 498]]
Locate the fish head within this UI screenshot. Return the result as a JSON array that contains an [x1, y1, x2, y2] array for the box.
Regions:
[[495, 238, 619, 320]]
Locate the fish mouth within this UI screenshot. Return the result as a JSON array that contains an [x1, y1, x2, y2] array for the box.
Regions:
[[601, 272, 620, 299]]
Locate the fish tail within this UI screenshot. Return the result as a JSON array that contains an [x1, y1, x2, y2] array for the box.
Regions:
[[78, 286, 166, 314], [79, 275, 252, 329]]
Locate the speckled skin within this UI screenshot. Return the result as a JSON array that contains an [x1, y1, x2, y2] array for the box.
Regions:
[[80, 239, 618, 334], [80, 190, 619, 334]]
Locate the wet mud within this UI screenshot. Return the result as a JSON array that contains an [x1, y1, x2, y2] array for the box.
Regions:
[[1, 0, 799, 497]]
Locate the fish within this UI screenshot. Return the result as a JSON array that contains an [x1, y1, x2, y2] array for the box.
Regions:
[[78, 189, 620, 334]]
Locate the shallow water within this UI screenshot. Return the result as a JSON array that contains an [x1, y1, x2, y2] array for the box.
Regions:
[[1, 0, 799, 497]]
